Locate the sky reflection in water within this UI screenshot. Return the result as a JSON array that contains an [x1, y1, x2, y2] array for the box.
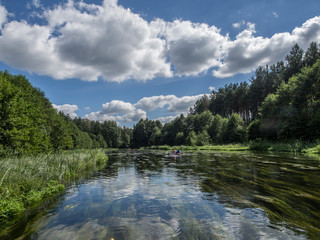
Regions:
[[24, 150, 320, 239]]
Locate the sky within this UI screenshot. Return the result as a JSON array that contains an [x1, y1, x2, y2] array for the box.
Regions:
[[0, 0, 320, 127]]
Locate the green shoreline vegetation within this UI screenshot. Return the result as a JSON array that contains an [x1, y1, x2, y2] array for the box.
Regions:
[[145, 139, 320, 154], [0, 149, 108, 226]]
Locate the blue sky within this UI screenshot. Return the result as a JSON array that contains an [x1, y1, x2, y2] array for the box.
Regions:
[[0, 0, 319, 127]]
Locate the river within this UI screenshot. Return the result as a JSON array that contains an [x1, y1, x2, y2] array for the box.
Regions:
[[3, 150, 320, 239]]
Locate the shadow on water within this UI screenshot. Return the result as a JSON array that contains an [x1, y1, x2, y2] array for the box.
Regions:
[[1, 150, 320, 239]]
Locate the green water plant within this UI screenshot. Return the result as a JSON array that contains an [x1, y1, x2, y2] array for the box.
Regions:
[[0, 149, 108, 224]]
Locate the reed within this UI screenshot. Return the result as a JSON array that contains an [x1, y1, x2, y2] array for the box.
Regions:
[[146, 140, 320, 154], [0, 149, 108, 223], [249, 139, 320, 153], [146, 144, 249, 152]]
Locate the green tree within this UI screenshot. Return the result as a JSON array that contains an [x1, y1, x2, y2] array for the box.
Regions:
[[193, 111, 214, 133], [208, 114, 223, 143], [175, 132, 185, 145], [120, 127, 131, 148], [259, 59, 320, 140], [97, 134, 107, 148], [247, 119, 262, 140], [223, 113, 247, 143], [132, 119, 148, 148], [284, 43, 304, 82], [191, 94, 210, 114], [150, 126, 162, 146], [196, 130, 210, 146], [304, 42, 320, 67], [185, 131, 197, 146]]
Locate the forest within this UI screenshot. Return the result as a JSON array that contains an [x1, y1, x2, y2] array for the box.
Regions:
[[132, 42, 320, 148], [0, 42, 320, 155], [0, 71, 131, 156]]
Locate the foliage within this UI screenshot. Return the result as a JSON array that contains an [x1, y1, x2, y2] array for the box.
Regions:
[[223, 113, 247, 143], [259, 59, 320, 140], [0, 149, 108, 223], [0, 71, 133, 155]]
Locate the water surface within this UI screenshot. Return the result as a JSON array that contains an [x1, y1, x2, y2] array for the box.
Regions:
[[4, 150, 320, 239]]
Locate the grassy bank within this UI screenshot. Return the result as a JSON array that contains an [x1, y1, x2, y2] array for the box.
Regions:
[[146, 140, 320, 154], [248, 139, 320, 153], [0, 149, 108, 224], [146, 144, 249, 152]]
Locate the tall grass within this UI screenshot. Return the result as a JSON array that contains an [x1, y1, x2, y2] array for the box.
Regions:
[[147, 140, 320, 154], [0, 149, 108, 223], [146, 144, 249, 152], [249, 139, 320, 153]]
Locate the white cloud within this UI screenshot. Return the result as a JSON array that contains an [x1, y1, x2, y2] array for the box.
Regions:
[[0, 0, 172, 82], [232, 20, 245, 29], [84, 100, 147, 123], [167, 95, 204, 113], [0, 5, 8, 27], [209, 86, 215, 92], [0, 2, 320, 81], [52, 104, 78, 118], [101, 100, 136, 114], [135, 95, 176, 111], [156, 115, 179, 124], [163, 20, 227, 76], [85, 109, 147, 123], [272, 12, 279, 18], [44, 0, 172, 82], [135, 94, 204, 114], [32, 0, 42, 8], [85, 94, 204, 124], [213, 16, 320, 78]]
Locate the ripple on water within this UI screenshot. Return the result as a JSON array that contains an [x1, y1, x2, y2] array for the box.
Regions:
[[3, 150, 319, 240]]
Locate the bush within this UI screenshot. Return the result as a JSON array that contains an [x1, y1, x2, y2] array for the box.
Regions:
[[249, 139, 271, 151]]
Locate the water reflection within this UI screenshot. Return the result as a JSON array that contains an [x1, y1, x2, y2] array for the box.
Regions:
[[3, 150, 320, 239]]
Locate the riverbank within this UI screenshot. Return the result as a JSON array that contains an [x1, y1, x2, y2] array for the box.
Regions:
[[0, 149, 108, 225], [146, 144, 249, 152], [146, 140, 320, 154]]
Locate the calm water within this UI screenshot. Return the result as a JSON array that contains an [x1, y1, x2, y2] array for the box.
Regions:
[[3, 150, 320, 239]]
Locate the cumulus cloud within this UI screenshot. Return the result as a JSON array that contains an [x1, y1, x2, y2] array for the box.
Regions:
[[101, 100, 136, 114], [0, 0, 172, 82], [135, 95, 176, 111], [167, 95, 204, 112], [135, 94, 204, 113], [85, 94, 203, 123], [84, 100, 147, 123], [213, 16, 320, 78], [85, 109, 146, 123], [52, 104, 78, 118], [0, 2, 320, 81], [163, 20, 227, 76]]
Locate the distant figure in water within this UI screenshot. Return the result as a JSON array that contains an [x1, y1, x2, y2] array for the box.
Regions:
[[175, 149, 181, 154], [172, 149, 176, 154]]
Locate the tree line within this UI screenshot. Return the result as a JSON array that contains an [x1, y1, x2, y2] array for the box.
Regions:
[[132, 42, 320, 147], [0, 71, 132, 155], [1, 42, 319, 154]]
